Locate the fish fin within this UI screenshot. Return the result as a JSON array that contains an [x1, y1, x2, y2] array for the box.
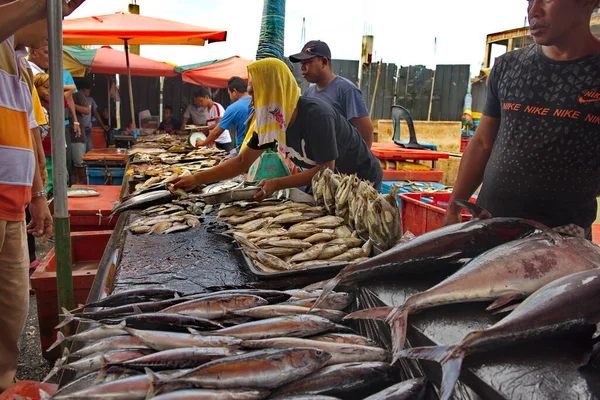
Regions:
[[454, 200, 492, 220], [311, 275, 342, 311], [39, 390, 52, 400], [491, 303, 520, 315], [69, 303, 85, 313], [46, 330, 66, 352], [486, 294, 520, 311], [145, 367, 167, 399], [399, 345, 465, 400], [133, 305, 143, 314], [42, 347, 68, 382], [117, 320, 127, 329], [593, 322, 600, 340], [187, 327, 200, 335], [522, 219, 563, 243], [174, 292, 180, 299], [387, 307, 410, 362], [55, 307, 74, 329], [344, 306, 394, 321]]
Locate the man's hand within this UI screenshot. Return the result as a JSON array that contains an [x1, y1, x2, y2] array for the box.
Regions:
[[442, 204, 462, 226], [195, 139, 206, 148], [103, 125, 109, 132], [172, 175, 200, 192], [254, 179, 279, 201], [73, 123, 82, 137], [28, 197, 53, 242]]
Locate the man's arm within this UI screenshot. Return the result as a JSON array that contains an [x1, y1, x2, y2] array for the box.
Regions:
[[350, 116, 374, 148], [31, 127, 47, 186], [173, 146, 264, 191], [443, 115, 500, 225], [198, 126, 225, 146], [75, 103, 90, 115], [92, 107, 107, 130], [28, 129, 52, 242]]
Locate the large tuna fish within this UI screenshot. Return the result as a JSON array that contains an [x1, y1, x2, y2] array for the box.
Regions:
[[398, 268, 600, 400], [345, 232, 600, 359], [313, 201, 537, 309]]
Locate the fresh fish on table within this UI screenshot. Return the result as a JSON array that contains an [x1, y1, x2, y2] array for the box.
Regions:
[[288, 243, 328, 263], [151, 389, 270, 400], [70, 334, 150, 357], [241, 337, 390, 365], [328, 247, 366, 262], [244, 248, 292, 271], [270, 396, 340, 400], [47, 323, 128, 351], [399, 268, 600, 400], [232, 304, 346, 322], [247, 228, 288, 239], [98, 313, 224, 332], [313, 201, 538, 310], [71, 288, 182, 311], [108, 347, 242, 371], [363, 378, 427, 400], [111, 190, 173, 216], [151, 347, 331, 389], [260, 247, 303, 257], [60, 349, 152, 373], [261, 239, 313, 249], [285, 292, 353, 311], [303, 232, 338, 244], [271, 362, 395, 397], [309, 333, 377, 347], [316, 244, 347, 260], [346, 232, 600, 356], [185, 289, 291, 304], [124, 328, 242, 351], [67, 187, 100, 197], [210, 315, 337, 339], [160, 294, 268, 319]]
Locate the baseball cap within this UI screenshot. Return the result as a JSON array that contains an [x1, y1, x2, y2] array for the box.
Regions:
[[289, 40, 331, 62]]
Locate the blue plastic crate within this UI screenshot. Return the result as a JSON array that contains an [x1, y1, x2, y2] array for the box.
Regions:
[[86, 167, 125, 186]]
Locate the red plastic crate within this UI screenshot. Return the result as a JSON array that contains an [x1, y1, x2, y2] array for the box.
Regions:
[[460, 137, 471, 152], [399, 193, 474, 236], [371, 142, 450, 161], [382, 169, 443, 182]]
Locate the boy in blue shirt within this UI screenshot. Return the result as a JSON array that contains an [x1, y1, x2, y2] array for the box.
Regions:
[[196, 77, 253, 153]]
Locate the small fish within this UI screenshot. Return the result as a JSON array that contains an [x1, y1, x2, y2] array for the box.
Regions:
[[327, 237, 363, 248], [236, 217, 273, 233], [184, 215, 201, 227], [98, 313, 224, 332], [109, 346, 241, 371], [287, 227, 324, 239], [67, 187, 100, 197], [317, 245, 347, 260], [72, 288, 182, 311], [303, 232, 338, 244], [260, 247, 303, 257], [70, 335, 150, 357], [129, 225, 151, 234], [333, 226, 352, 239], [245, 249, 292, 271], [247, 228, 288, 239], [62, 349, 151, 373], [328, 248, 366, 262], [151, 221, 173, 233], [363, 378, 428, 400], [272, 362, 394, 397], [151, 389, 270, 400], [267, 212, 312, 226], [289, 243, 328, 263], [152, 348, 331, 389], [47, 323, 128, 352], [262, 239, 312, 249], [242, 337, 390, 365], [160, 294, 268, 319], [124, 328, 242, 351], [232, 304, 346, 322], [285, 292, 353, 311], [211, 315, 337, 339], [164, 223, 191, 234], [309, 333, 377, 347]]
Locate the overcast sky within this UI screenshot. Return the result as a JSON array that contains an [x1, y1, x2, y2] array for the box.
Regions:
[[67, 0, 530, 76]]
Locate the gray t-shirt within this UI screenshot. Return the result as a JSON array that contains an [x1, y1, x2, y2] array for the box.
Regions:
[[183, 105, 207, 125], [247, 97, 382, 188], [477, 44, 600, 229], [82, 96, 97, 129], [304, 76, 369, 121]]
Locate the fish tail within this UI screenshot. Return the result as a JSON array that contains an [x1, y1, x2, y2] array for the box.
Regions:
[[42, 347, 68, 382], [343, 306, 394, 321], [311, 275, 341, 311], [453, 199, 491, 220], [145, 367, 168, 399], [388, 307, 410, 362], [46, 330, 67, 352], [38, 390, 52, 400], [55, 307, 75, 329], [398, 345, 465, 400], [69, 303, 86, 313]]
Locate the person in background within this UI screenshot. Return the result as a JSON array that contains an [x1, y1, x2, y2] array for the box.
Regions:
[[290, 40, 374, 148], [182, 92, 207, 127], [71, 91, 89, 184], [173, 58, 382, 199], [158, 105, 181, 133], [77, 80, 107, 151], [443, 0, 600, 241], [196, 77, 252, 153], [193, 87, 233, 152]]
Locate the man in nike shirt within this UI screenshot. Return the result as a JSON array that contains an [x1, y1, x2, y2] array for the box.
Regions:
[[444, 0, 600, 239]]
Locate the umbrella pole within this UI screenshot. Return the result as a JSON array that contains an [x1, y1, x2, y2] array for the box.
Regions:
[[47, 0, 74, 336], [124, 39, 136, 129]]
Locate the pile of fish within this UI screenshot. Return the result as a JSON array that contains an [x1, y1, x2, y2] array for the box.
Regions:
[[43, 286, 427, 399], [220, 200, 373, 273], [304, 201, 600, 400], [312, 169, 402, 251], [127, 203, 203, 235]]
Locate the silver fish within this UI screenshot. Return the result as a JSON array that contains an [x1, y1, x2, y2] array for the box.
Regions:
[[161, 294, 268, 319], [363, 378, 427, 400], [232, 304, 346, 322], [71, 335, 150, 357], [309, 333, 377, 347], [151, 389, 270, 400], [124, 328, 242, 351], [211, 315, 337, 339], [67, 187, 100, 197], [47, 323, 128, 352]]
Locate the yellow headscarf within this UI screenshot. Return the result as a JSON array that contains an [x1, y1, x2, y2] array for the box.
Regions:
[[247, 58, 301, 147]]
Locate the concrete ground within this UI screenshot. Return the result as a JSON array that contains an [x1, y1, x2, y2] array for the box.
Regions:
[[16, 238, 54, 383]]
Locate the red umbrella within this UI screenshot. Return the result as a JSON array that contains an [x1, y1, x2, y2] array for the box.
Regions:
[[63, 12, 227, 127], [177, 56, 253, 88]]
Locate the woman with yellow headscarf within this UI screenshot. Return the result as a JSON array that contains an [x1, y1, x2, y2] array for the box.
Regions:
[[174, 58, 382, 199]]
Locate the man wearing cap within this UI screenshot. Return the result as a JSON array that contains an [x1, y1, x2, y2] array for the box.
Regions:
[[290, 40, 373, 148]]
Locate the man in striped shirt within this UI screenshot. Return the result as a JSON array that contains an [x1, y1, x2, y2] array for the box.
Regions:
[[0, 0, 85, 389]]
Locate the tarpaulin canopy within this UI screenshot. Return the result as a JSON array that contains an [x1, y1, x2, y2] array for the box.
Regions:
[[62, 12, 227, 46], [63, 45, 178, 77], [62, 12, 227, 128], [176, 56, 253, 88]]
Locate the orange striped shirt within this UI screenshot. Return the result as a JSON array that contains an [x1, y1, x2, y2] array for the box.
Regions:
[[0, 37, 36, 221]]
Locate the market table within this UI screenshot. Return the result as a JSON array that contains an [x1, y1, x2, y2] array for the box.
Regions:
[[65, 213, 600, 400], [67, 184, 120, 231]]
